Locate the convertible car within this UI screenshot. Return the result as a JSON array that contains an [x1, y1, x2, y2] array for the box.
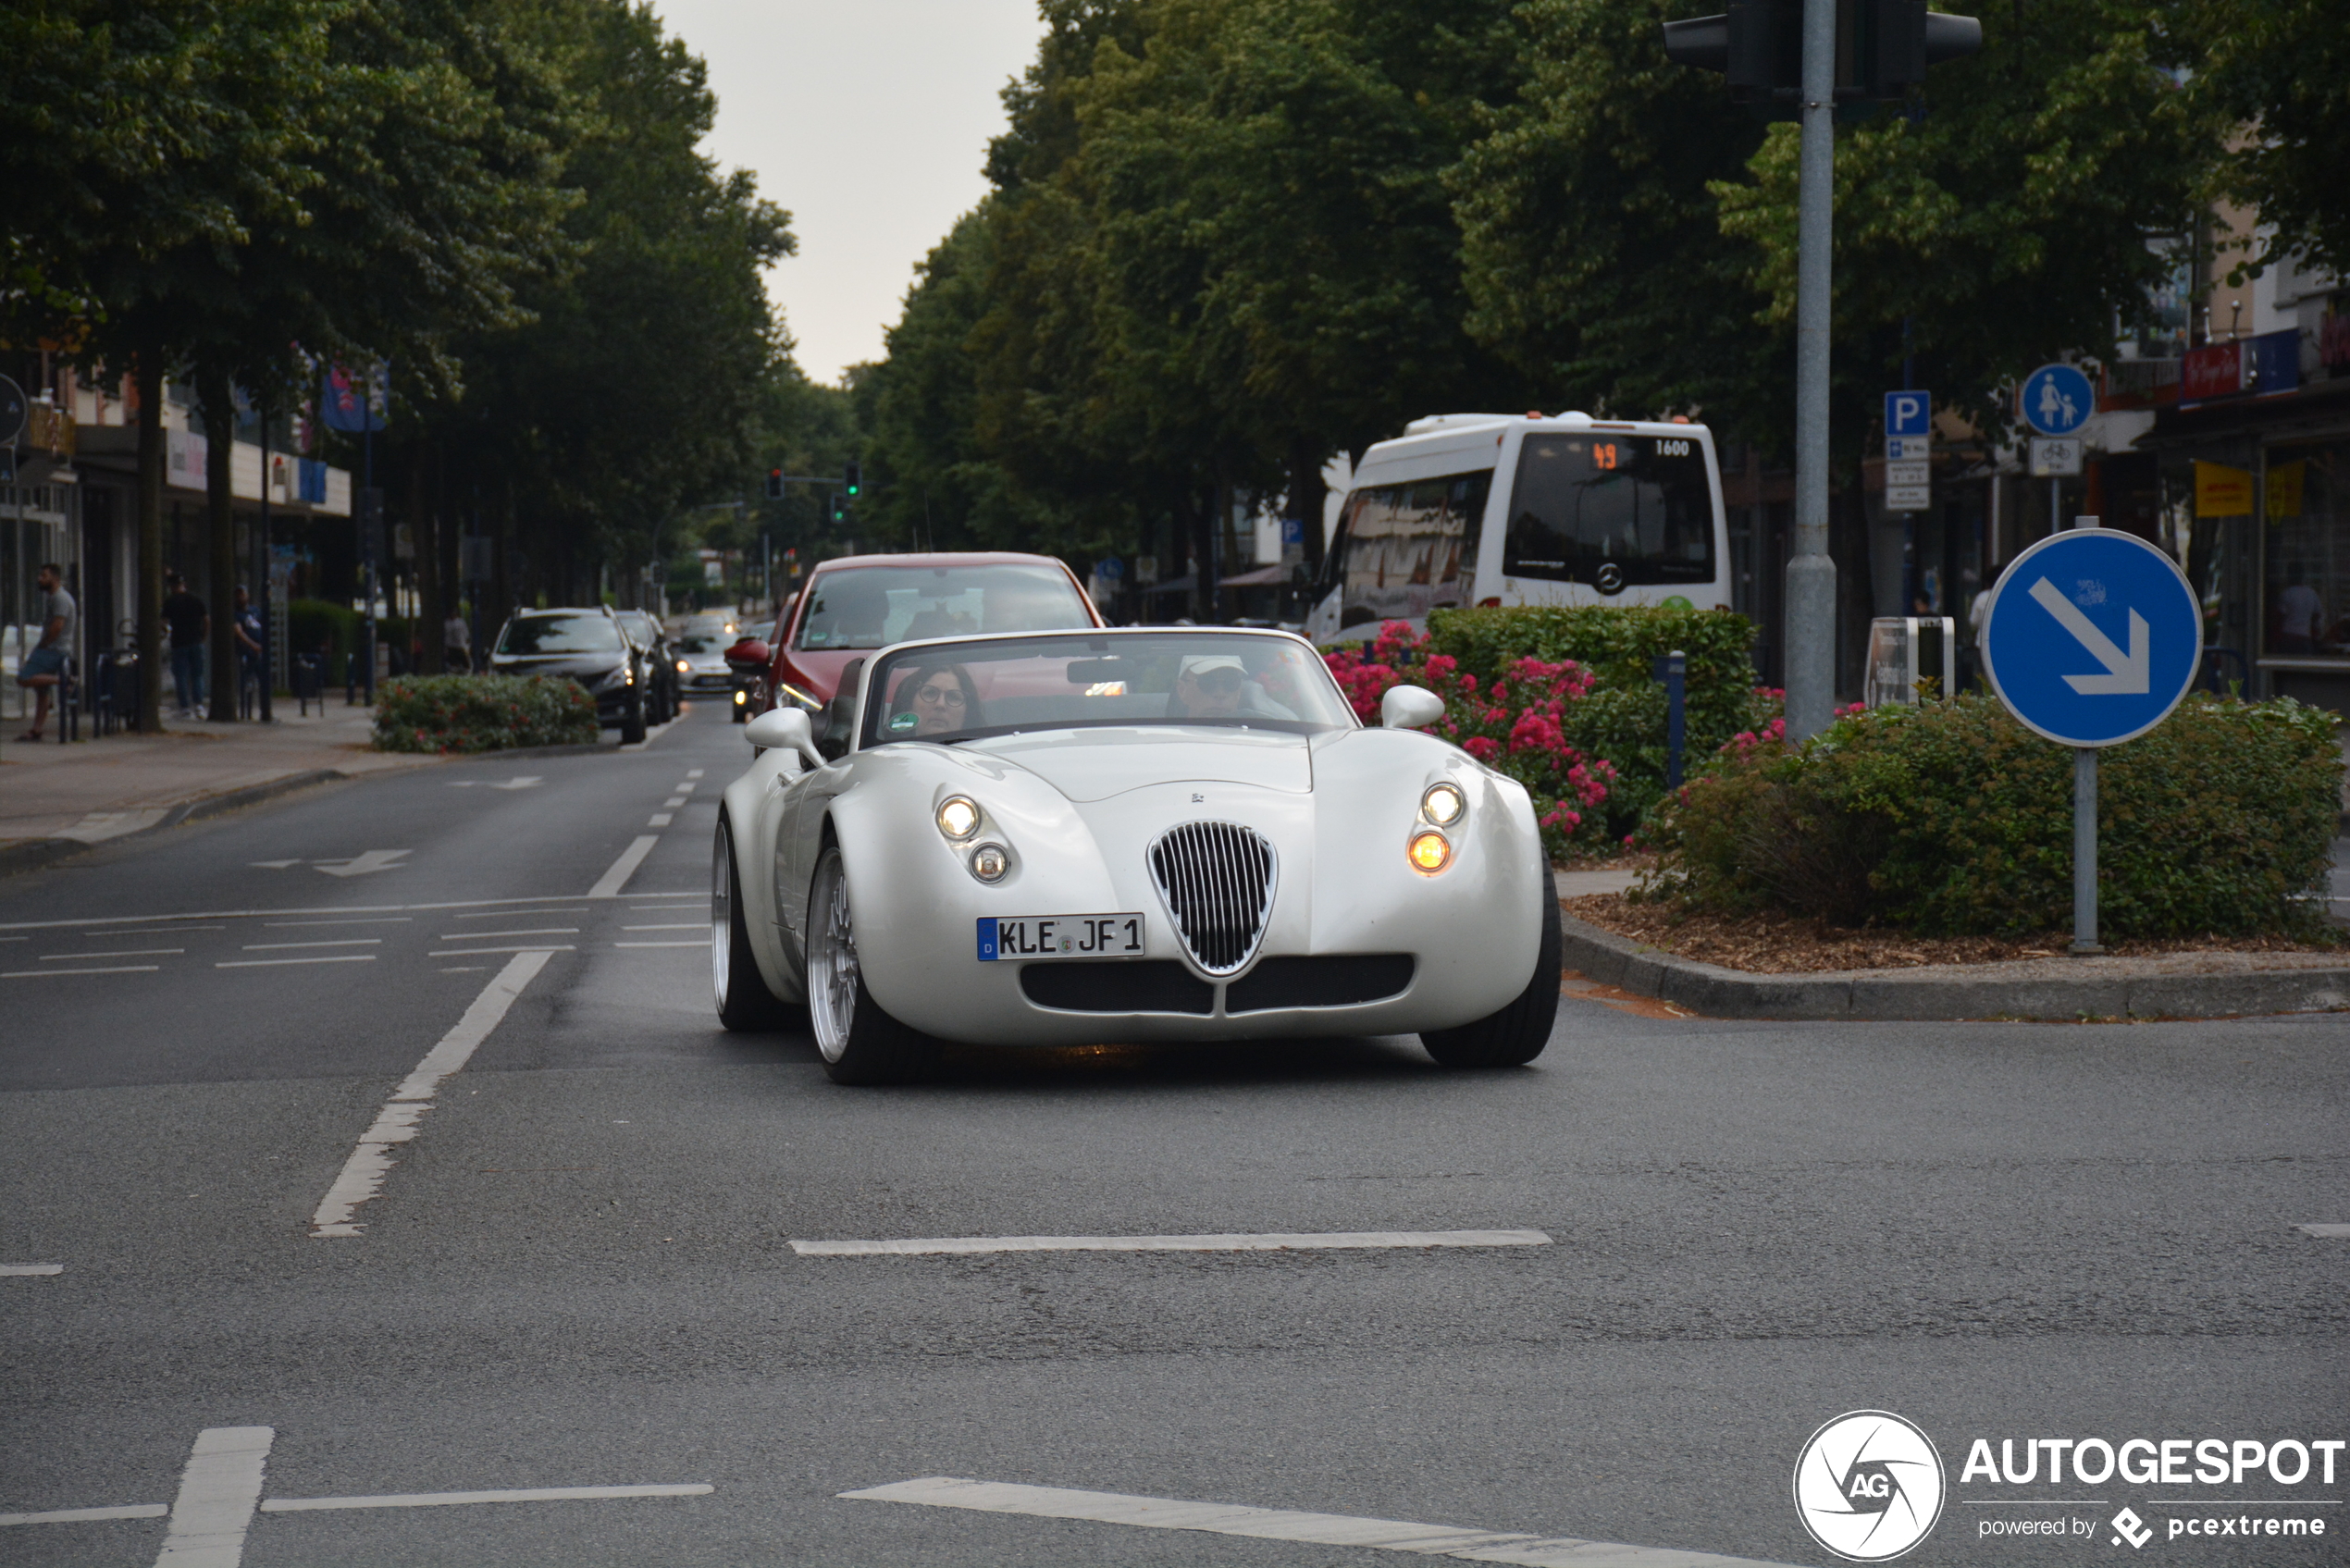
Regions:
[[711, 627, 1560, 1084]]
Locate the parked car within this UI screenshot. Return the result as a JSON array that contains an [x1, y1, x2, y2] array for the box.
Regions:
[[667, 621, 739, 710], [711, 625, 1560, 1083], [758, 554, 1102, 747], [613, 610, 678, 726], [488, 607, 647, 742]]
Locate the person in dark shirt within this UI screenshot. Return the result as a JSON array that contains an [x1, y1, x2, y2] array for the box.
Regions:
[[163, 570, 209, 718]]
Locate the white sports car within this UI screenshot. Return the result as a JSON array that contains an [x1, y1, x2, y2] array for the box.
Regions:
[[712, 627, 1560, 1083]]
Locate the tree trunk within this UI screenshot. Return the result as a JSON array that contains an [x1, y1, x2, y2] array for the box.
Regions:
[[417, 439, 445, 674], [200, 367, 239, 722], [135, 349, 166, 733]]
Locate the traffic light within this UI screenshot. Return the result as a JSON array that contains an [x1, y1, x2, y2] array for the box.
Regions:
[[829, 492, 847, 525], [764, 467, 783, 500], [1663, 0, 1979, 105], [843, 459, 861, 499]]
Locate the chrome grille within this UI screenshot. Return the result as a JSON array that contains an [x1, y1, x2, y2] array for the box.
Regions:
[[1147, 821, 1277, 975]]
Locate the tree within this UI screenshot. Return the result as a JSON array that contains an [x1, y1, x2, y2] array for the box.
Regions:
[[2191, 0, 2350, 278]]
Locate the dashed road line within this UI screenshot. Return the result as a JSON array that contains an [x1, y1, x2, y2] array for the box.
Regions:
[[217, 956, 377, 969], [436, 928, 578, 940], [790, 1229, 1553, 1257], [685, 768, 704, 779], [41, 948, 181, 959], [452, 908, 589, 920], [427, 945, 575, 958], [241, 939, 382, 951], [5, 965, 161, 979], [310, 950, 550, 1238], [259, 1485, 711, 1512], [838, 1478, 1806, 1568], [614, 940, 705, 948], [108, 925, 226, 935], [623, 923, 704, 931], [155, 1425, 273, 1566], [588, 835, 661, 898], [263, 918, 412, 929], [2295, 1223, 2350, 1239], [662, 796, 686, 808], [2, 1264, 65, 1276], [0, 1504, 165, 1525], [648, 813, 674, 827]]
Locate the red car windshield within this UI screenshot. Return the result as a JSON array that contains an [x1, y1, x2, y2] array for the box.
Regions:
[[795, 564, 1092, 651]]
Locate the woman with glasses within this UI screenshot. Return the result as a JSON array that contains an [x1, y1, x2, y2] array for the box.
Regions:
[[891, 662, 984, 736]]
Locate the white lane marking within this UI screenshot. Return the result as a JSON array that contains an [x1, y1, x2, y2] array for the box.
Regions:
[[446, 776, 542, 791], [155, 1426, 273, 1566], [426, 945, 575, 957], [623, 923, 705, 931], [439, 967, 486, 973], [0, 897, 631, 933], [2, 1263, 66, 1275], [241, 939, 382, 951], [263, 918, 412, 928], [105, 926, 226, 935], [5, 966, 161, 979], [674, 783, 698, 795], [41, 948, 182, 958], [662, 796, 686, 809], [613, 940, 707, 947], [839, 1478, 1805, 1568], [259, 1485, 711, 1512], [216, 956, 377, 969], [792, 1229, 1554, 1257], [2296, 1223, 2350, 1239], [312, 850, 411, 879], [0, 1503, 167, 1525], [436, 929, 579, 940], [648, 813, 674, 827], [452, 908, 589, 919], [588, 835, 660, 899], [249, 859, 303, 869], [686, 769, 704, 779], [310, 951, 550, 1238]]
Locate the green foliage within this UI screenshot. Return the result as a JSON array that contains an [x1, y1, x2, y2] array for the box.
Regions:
[[1425, 605, 1767, 826], [1648, 695, 2344, 938], [2191, 0, 2350, 278], [287, 598, 361, 678], [372, 673, 598, 753]]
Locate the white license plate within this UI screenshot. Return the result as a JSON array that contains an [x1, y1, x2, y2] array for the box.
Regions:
[[978, 913, 1144, 961]]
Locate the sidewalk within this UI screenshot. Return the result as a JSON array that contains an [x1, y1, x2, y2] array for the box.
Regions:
[[0, 703, 439, 855]]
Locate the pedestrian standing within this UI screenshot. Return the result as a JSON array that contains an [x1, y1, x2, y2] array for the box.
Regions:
[[12, 562, 75, 742], [163, 570, 210, 718], [443, 607, 472, 673], [233, 586, 266, 714]]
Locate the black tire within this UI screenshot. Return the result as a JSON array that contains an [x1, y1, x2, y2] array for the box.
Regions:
[[620, 681, 647, 744], [1419, 857, 1561, 1068], [713, 816, 798, 1031], [805, 843, 940, 1085]]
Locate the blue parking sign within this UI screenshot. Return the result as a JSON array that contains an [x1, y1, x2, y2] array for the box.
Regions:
[[1884, 389, 1932, 438], [1979, 529, 2201, 747]]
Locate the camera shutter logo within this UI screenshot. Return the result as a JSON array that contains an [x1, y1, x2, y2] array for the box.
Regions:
[[1792, 1410, 1947, 1561]]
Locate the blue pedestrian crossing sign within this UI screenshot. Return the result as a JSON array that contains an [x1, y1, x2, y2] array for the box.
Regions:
[[2020, 363, 2095, 437], [1980, 528, 2201, 747], [1884, 389, 1932, 438]]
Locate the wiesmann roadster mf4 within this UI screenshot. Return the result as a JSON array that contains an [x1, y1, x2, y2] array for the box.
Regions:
[[712, 627, 1560, 1084]]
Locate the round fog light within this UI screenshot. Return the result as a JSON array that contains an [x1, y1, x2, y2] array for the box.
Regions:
[[936, 796, 980, 840], [1407, 831, 1451, 873], [971, 843, 1008, 882], [732, 689, 747, 706], [1421, 782, 1465, 826]]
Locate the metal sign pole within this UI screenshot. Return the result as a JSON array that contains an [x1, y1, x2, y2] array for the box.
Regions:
[[2072, 747, 2100, 954], [1784, 0, 1838, 740]]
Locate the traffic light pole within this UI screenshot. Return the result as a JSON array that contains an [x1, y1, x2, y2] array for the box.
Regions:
[[1785, 0, 1837, 742]]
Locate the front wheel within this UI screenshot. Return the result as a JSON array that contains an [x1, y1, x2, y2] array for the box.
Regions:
[[713, 817, 798, 1031], [1419, 857, 1561, 1068], [805, 844, 940, 1085]]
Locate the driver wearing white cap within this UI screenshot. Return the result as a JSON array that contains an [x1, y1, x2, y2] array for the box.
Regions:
[[1169, 652, 1294, 721]]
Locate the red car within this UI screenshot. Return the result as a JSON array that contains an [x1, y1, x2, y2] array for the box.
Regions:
[[730, 552, 1105, 721]]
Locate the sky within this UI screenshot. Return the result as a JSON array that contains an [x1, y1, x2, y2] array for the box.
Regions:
[[651, 0, 1048, 386]]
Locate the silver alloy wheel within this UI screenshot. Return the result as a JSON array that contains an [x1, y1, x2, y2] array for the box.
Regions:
[[807, 848, 858, 1063], [711, 821, 733, 1008]]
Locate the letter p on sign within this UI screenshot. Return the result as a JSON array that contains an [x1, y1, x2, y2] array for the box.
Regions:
[[1886, 390, 1933, 438]]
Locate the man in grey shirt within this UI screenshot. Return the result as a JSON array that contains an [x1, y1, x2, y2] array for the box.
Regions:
[[15, 562, 74, 741]]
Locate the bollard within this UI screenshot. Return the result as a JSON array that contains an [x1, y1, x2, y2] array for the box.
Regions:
[[1653, 649, 1688, 789]]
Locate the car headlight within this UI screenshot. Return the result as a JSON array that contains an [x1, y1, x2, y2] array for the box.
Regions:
[[596, 665, 630, 690], [675, 659, 690, 673], [732, 688, 748, 706], [970, 843, 1008, 883], [1421, 782, 1466, 826], [936, 796, 980, 841], [1407, 830, 1451, 873]]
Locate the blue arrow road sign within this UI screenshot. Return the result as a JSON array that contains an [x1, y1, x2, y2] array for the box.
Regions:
[[2020, 363, 2095, 437], [1885, 389, 1932, 438], [1980, 528, 2201, 747]]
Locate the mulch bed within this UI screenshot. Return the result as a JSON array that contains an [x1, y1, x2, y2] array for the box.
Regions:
[[1561, 893, 2342, 974]]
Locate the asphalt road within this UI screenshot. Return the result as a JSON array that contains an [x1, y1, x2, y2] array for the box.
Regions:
[[3, 700, 2344, 1568]]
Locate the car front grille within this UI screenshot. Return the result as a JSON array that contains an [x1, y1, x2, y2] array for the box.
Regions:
[[1223, 955, 1415, 1013], [1147, 821, 1276, 975]]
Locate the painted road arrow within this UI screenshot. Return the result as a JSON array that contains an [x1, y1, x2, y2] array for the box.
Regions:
[[2027, 576, 2148, 694]]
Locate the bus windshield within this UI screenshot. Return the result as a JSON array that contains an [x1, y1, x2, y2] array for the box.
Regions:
[[1502, 434, 1714, 587]]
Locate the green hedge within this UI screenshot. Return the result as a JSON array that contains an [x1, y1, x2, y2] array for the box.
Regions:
[[371, 673, 599, 754], [1647, 693, 2344, 937], [1424, 605, 1768, 829]]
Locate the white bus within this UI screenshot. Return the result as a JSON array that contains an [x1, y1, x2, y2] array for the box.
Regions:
[[1305, 412, 1732, 644]]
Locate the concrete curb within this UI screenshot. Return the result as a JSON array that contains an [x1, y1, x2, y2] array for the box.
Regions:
[[1558, 910, 2350, 1022], [0, 768, 348, 877]]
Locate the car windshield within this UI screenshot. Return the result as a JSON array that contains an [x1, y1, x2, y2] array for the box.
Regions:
[[672, 636, 723, 655], [859, 632, 1355, 747], [496, 614, 623, 655], [617, 612, 659, 642], [797, 564, 1092, 651]]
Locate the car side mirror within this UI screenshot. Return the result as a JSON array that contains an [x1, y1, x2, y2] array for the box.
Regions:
[[1380, 685, 1446, 730], [746, 706, 822, 766]]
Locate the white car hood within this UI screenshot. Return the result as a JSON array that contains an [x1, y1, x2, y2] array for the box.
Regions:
[[963, 727, 1312, 801]]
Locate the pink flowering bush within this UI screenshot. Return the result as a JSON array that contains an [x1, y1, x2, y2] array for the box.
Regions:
[[1327, 622, 1619, 858]]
